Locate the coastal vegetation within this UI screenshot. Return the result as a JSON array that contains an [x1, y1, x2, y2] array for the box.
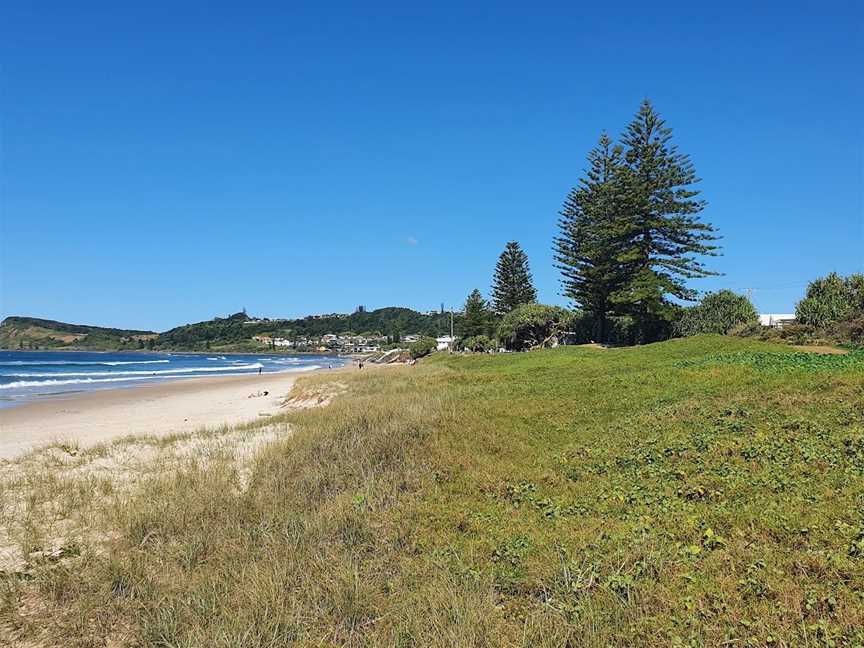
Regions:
[[675, 290, 759, 337], [2, 335, 862, 645], [409, 336, 438, 359], [496, 304, 577, 351], [796, 273, 864, 328]]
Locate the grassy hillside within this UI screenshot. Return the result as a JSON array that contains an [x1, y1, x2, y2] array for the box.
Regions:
[[0, 316, 156, 350], [2, 336, 863, 646]]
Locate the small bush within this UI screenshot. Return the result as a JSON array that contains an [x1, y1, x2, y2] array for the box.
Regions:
[[676, 290, 758, 337], [729, 321, 762, 338], [459, 335, 496, 352], [833, 316, 864, 345], [409, 337, 438, 359]]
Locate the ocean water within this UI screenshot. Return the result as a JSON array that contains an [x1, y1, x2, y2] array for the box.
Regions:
[[0, 350, 347, 409]]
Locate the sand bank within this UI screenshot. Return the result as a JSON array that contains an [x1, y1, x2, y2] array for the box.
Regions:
[[0, 371, 322, 460]]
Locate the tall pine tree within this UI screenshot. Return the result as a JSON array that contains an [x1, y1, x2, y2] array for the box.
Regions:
[[554, 133, 632, 342], [491, 241, 537, 315], [460, 289, 492, 338], [555, 101, 720, 343], [615, 100, 720, 336]]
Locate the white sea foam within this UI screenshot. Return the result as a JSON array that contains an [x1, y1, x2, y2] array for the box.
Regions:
[[0, 364, 323, 390], [6, 363, 264, 378], [0, 359, 169, 366], [0, 376, 162, 389]]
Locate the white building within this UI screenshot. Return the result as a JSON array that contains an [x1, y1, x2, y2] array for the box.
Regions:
[[436, 335, 455, 351], [759, 313, 796, 328]]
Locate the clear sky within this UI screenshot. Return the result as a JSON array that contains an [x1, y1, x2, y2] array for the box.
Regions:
[[1, 1, 862, 331]]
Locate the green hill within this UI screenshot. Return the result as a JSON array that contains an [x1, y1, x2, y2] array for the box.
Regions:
[[0, 316, 156, 350]]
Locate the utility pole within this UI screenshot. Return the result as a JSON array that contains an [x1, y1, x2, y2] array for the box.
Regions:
[[450, 309, 454, 352]]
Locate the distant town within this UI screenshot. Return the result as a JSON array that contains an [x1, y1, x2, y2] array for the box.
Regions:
[[251, 331, 438, 354]]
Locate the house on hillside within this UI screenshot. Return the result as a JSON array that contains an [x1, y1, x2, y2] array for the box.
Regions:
[[759, 313, 796, 328]]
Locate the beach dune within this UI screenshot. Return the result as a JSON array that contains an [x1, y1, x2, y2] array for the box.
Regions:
[[0, 372, 307, 460]]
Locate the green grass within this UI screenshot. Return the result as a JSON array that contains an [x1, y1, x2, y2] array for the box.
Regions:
[[1, 335, 863, 647], [678, 349, 864, 372]]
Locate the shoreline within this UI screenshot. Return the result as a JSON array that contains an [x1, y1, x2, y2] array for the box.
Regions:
[[0, 347, 357, 356], [0, 368, 337, 460]]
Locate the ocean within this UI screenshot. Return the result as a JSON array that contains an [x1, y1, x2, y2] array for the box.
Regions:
[[0, 350, 347, 409]]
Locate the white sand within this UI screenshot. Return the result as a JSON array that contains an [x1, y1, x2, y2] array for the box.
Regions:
[[0, 371, 318, 460]]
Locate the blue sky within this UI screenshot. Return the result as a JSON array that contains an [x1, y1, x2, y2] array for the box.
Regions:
[[1, 1, 861, 331]]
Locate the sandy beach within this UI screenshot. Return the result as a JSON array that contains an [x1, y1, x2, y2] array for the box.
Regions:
[[0, 371, 318, 460]]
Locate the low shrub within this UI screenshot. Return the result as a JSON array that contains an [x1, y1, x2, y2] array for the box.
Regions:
[[409, 337, 438, 359], [459, 335, 496, 352], [832, 316, 864, 345]]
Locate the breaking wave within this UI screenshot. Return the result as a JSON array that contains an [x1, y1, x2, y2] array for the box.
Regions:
[[0, 359, 170, 367], [6, 363, 263, 378]]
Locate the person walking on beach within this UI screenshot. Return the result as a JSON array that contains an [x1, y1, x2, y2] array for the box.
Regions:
[[258, 367, 262, 375]]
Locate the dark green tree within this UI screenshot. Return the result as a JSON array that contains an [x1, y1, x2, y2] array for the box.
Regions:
[[460, 289, 492, 338], [554, 133, 633, 342], [615, 100, 720, 337], [491, 241, 537, 315]]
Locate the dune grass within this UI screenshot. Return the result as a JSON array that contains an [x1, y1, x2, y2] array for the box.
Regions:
[[1, 335, 863, 647]]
